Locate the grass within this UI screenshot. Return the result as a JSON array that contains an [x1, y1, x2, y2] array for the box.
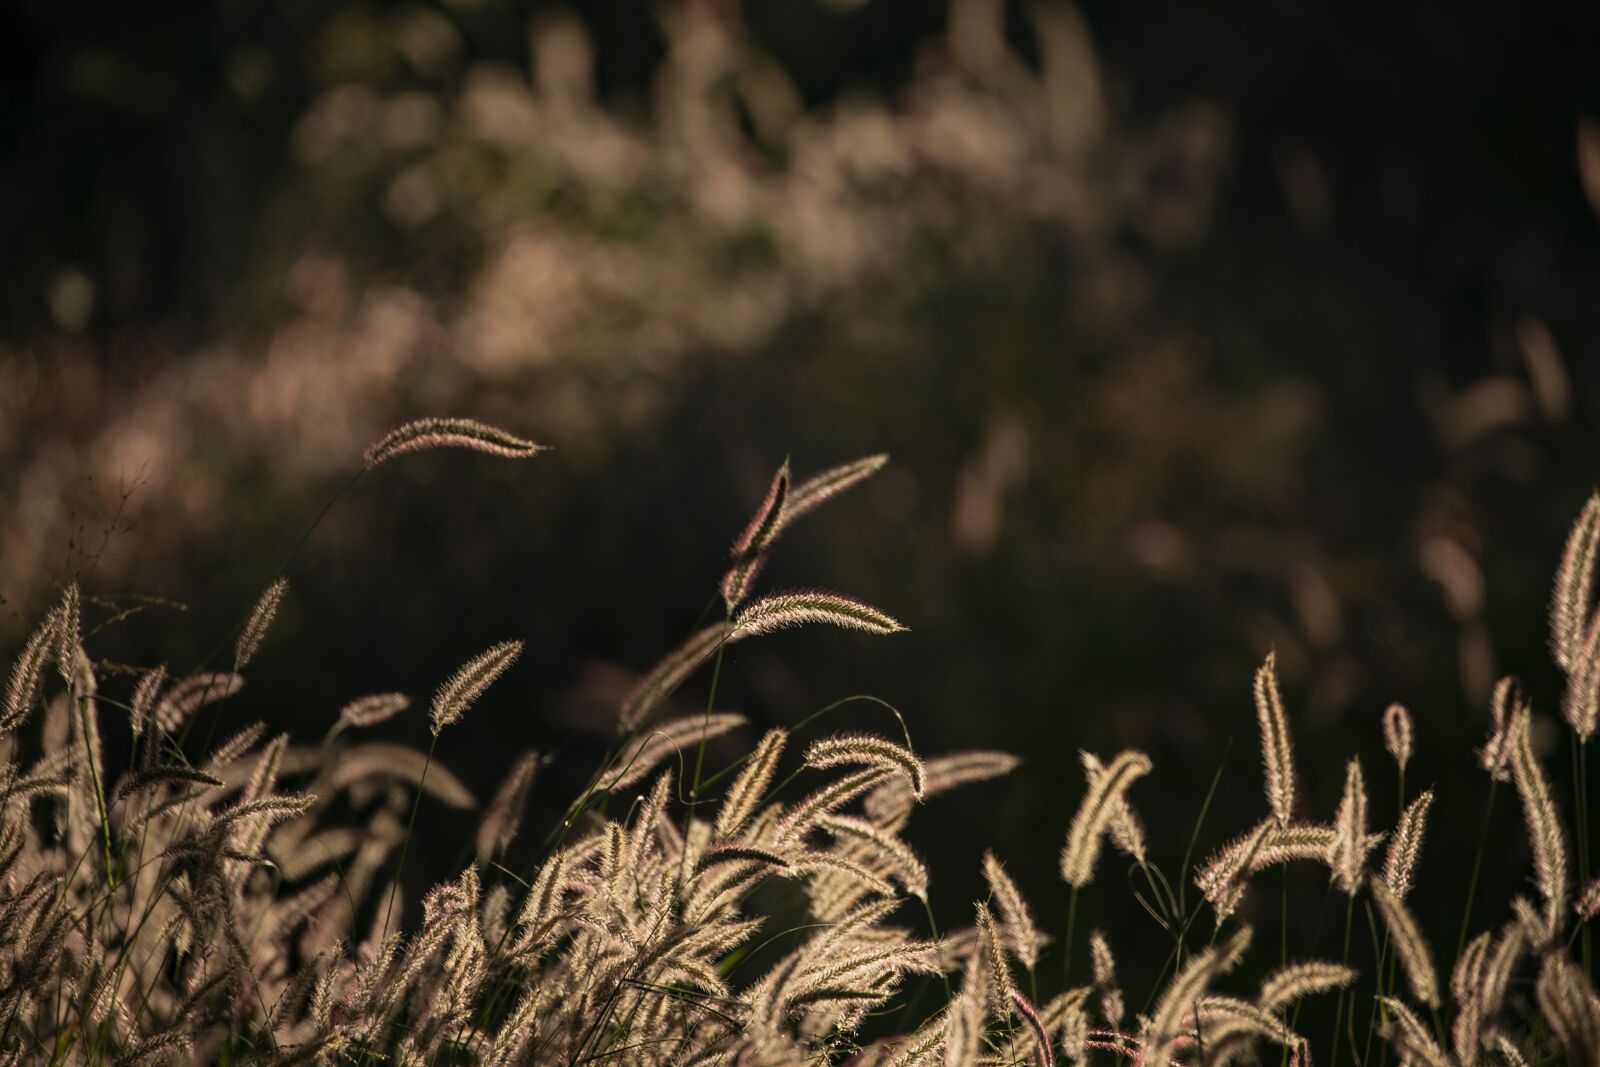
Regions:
[[0, 418, 1597, 1065]]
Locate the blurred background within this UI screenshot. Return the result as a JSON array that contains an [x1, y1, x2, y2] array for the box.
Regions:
[[5, 0, 1600, 1027]]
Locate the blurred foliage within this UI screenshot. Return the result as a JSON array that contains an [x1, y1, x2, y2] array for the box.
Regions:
[[4, 0, 1600, 1007]]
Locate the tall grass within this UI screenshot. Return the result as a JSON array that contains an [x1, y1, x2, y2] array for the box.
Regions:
[[1, 421, 1597, 1065]]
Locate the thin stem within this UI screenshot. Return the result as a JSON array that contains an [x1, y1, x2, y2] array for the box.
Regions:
[[190, 467, 366, 756], [1279, 864, 1289, 1067], [1329, 892, 1354, 1067], [1454, 780, 1498, 962], [688, 616, 731, 809], [680, 617, 730, 891], [76, 690, 116, 892], [382, 732, 438, 940], [1360, 898, 1392, 1067], [921, 896, 954, 1004], [1578, 739, 1592, 975], [1178, 739, 1235, 960], [1062, 886, 1079, 983]]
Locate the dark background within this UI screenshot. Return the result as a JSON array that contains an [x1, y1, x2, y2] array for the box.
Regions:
[[5, 0, 1600, 1035]]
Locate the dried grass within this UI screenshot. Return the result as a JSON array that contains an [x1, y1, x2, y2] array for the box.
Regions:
[[5, 446, 1600, 1066]]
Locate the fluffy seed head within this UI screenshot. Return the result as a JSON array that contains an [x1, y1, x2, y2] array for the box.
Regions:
[[1578, 875, 1600, 921], [776, 454, 889, 536], [363, 417, 546, 468], [431, 640, 522, 735], [55, 583, 80, 683], [1059, 749, 1153, 888], [1370, 876, 1440, 1007], [1088, 930, 1123, 1025], [1196, 821, 1343, 921], [1196, 820, 1274, 921], [1563, 615, 1600, 742], [1481, 676, 1524, 781], [618, 622, 733, 733], [340, 692, 410, 728], [1254, 651, 1297, 827], [1258, 961, 1358, 1012], [1011, 990, 1055, 1067], [974, 901, 1016, 1014], [1383, 703, 1413, 770], [805, 734, 925, 798], [155, 672, 245, 733], [1145, 925, 1252, 1063], [1551, 491, 1600, 671], [721, 461, 789, 612], [819, 815, 929, 899], [1330, 758, 1370, 894], [129, 664, 167, 739], [715, 727, 787, 839], [982, 851, 1044, 971], [3, 608, 60, 733], [1383, 789, 1434, 901], [1081, 752, 1148, 864], [865, 750, 1019, 826], [1478, 924, 1524, 1021], [1377, 996, 1452, 1066], [1534, 955, 1600, 1063], [1508, 700, 1568, 940], [477, 750, 539, 859], [235, 578, 287, 670], [733, 591, 906, 639]]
